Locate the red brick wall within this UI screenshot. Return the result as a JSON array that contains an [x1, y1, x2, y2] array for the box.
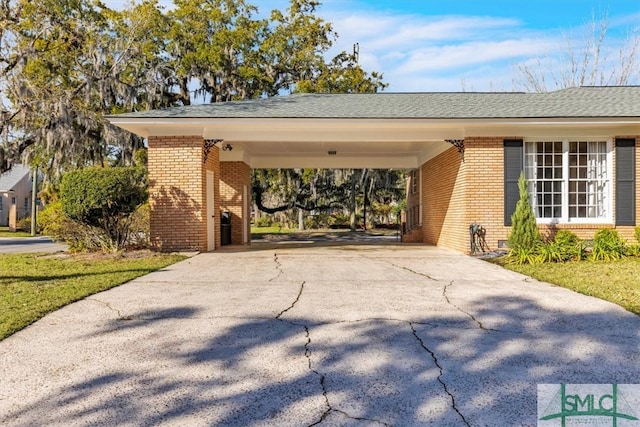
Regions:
[[148, 136, 220, 251], [220, 161, 251, 245]]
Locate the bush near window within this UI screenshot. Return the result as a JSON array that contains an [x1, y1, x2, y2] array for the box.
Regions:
[[507, 173, 542, 264], [591, 229, 627, 261], [538, 230, 584, 263], [60, 167, 148, 252]]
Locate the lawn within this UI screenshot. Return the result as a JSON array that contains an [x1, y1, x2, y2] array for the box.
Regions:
[[250, 225, 296, 235], [0, 252, 186, 340], [0, 227, 33, 238], [496, 257, 640, 315]]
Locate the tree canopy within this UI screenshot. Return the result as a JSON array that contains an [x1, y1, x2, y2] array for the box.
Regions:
[[0, 0, 386, 176], [514, 13, 640, 92]]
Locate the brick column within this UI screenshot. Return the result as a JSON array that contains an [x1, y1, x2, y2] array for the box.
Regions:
[[220, 161, 251, 245], [148, 136, 220, 251], [421, 147, 468, 252]]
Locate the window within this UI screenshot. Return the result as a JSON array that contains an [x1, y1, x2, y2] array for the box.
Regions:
[[24, 197, 29, 212], [11, 196, 16, 205], [410, 169, 419, 194], [0, 198, 3, 211], [524, 140, 611, 223]]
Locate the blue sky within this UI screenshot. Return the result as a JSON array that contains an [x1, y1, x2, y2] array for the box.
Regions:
[[103, 0, 640, 92]]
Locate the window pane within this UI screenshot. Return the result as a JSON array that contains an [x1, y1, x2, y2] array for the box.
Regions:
[[579, 142, 587, 152]]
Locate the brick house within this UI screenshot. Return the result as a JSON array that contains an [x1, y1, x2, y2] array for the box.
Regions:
[[107, 86, 640, 253]]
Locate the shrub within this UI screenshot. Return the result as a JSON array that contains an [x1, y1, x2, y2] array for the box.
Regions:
[[60, 167, 148, 252], [16, 216, 34, 233], [626, 244, 640, 257], [37, 201, 95, 251], [254, 216, 273, 227], [635, 226, 640, 244], [127, 202, 150, 248], [591, 229, 627, 261], [538, 230, 584, 262], [507, 173, 541, 263], [508, 173, 541, 251], [509, 246, 542, 265]]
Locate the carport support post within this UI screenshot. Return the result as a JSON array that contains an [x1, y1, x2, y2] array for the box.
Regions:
[[148, 136, 220, 251], [220, 161, 251, 245]]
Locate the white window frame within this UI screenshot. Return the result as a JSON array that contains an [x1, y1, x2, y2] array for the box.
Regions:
[[524, 138, 613, 225], [410, 169, 418, 194]]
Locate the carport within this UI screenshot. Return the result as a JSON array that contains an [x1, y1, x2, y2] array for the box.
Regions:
[[107, 94, 460, 252], [107, 88, 640, 253]]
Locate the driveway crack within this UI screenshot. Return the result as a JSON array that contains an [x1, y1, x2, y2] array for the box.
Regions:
[[443, 281, 496, 331], [86, 298, 125, 319], [301, 324, 389, 427], [276, 281, 305, 319], [409, 322, 471, 427], [380, 260, 437, 281], [269, 252, 284, 282]]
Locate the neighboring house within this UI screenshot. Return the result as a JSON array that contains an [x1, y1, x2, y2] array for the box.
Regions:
[[107, 86, 640, 253], [0, 165, 35, 229], [0, 165, 32, 229]]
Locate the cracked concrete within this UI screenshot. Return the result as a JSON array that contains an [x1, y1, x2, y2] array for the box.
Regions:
[[409, 321, 471, 427], [1, 243, 640, 426]]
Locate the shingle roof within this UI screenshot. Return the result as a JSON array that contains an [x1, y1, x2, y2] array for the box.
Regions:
[[110, 86, 640, 120], [0, 165, 30, 192]]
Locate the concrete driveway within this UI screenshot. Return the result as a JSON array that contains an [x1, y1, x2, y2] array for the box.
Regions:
[[1, 243, 639, 426]]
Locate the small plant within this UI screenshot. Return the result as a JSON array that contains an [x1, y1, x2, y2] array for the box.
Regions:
[[507, 173, 541, 264], [635, 226, 640, 244], [509, 246, 542, 265], [591, 229, 627, 261], [626, 244, 640, 257], [553, 230, 584, 261]]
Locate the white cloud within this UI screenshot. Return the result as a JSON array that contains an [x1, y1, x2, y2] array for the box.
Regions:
[[320, 7, 575, 92]]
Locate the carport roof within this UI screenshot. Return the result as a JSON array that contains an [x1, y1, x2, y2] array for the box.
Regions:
[[110, 86, 640, 119], [107, 86, 640, 169]]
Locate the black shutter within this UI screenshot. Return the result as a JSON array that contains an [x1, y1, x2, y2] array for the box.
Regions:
[[504, 139, 524, 226], [616, 138, 636, 226]]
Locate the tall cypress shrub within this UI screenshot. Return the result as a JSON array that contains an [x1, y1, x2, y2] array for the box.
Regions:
[[507, 173, 541, 251]]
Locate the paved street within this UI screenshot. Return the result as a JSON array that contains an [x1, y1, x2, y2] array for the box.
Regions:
[[0, 236, 68, 253], [1, 243, 639, 426]]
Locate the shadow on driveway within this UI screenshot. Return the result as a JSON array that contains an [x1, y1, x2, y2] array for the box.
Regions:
[[1, 246, 639, 426]]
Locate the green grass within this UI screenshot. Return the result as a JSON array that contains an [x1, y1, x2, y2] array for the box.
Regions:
[[250, 226, 296, 234], [496, 257, 640, 315], [0, 227, 33, 238], [0, 252, 187, 340]]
